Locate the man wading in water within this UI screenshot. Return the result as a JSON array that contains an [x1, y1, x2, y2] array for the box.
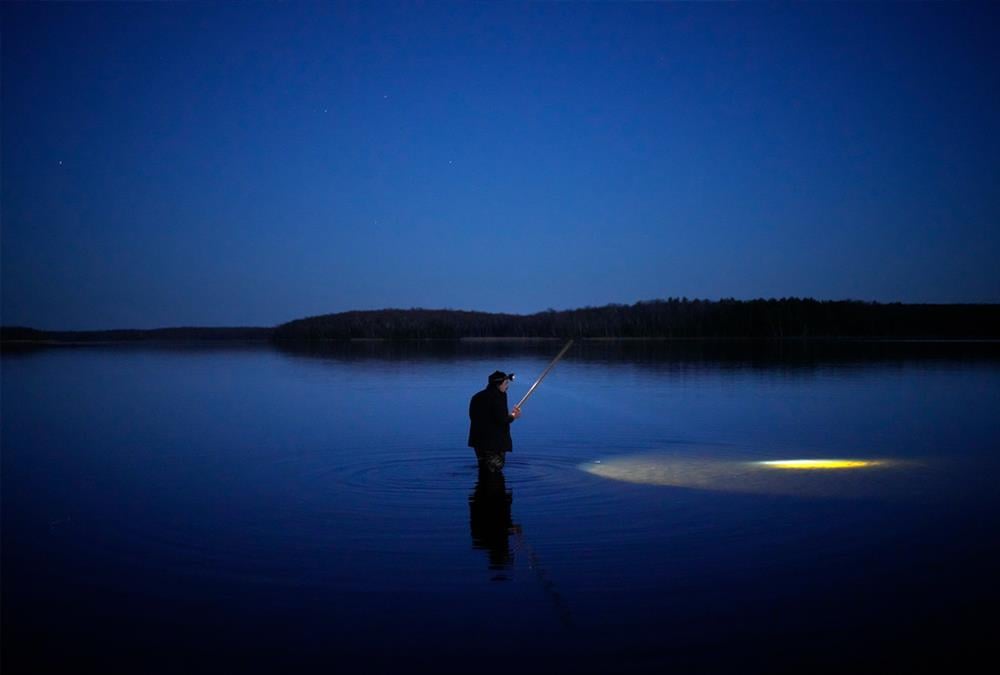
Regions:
[[468, 371, 522, 472]]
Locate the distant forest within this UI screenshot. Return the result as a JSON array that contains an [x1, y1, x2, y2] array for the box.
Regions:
[[3, 299, 999, 345], [0, 326, 273, 344], [272, 299, 1000, 341]]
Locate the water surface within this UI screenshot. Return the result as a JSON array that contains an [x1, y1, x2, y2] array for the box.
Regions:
[[3, 341, 999, 672]]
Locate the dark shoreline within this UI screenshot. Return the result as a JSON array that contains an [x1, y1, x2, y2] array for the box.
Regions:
[[5, 299, 1000, 345], [5, 336, 1000, 347]]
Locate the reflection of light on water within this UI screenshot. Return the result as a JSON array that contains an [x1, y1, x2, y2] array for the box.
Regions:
[[757, 459, 883, 470], [579, 452, 911, 498]]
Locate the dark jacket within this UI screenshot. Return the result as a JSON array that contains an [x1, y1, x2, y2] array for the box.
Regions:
[[468, 384, 515, 452]]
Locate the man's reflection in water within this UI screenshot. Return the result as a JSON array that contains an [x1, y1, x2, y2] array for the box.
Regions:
[[467, 467, 575, 626], [468, 467, 520, 580]]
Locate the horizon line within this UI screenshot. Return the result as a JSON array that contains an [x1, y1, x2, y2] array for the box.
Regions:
[[4, 297, 1000, 334]]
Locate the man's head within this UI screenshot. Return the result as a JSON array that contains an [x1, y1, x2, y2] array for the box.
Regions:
[[488, 370, 514, 392]]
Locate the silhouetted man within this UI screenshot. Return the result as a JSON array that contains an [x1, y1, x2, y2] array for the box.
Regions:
[[468, 370, 521, 472]]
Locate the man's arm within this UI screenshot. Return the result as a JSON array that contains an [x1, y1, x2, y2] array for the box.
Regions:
[[494, 395, 521, 424]]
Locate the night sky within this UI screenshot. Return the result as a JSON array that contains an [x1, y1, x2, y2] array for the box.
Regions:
[[3, 1, 998, 330]]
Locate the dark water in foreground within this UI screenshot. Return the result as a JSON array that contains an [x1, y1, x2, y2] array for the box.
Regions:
[[3, 341, 1000, 673]]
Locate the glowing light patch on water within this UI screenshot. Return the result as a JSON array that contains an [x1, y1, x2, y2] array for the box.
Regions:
[[579, 452, 910, 498], [757, 459, 882, 470]]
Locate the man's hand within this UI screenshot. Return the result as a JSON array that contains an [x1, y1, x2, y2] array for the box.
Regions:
[[511, 406, 522, 419]]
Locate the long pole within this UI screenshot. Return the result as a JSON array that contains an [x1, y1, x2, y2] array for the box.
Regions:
[[514, 339, 573, 410]]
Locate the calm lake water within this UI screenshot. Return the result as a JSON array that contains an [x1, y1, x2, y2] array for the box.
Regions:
[[3, 341, 999, 673]]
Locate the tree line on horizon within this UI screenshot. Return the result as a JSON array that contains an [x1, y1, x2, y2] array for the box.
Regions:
[[0, 326, 273, 344], [3, 299, 998, 344], [272, 298, 1000, 341]]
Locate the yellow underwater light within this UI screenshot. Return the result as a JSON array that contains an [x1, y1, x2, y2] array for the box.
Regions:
[[579, 451, 909, 497], [756, 459, 882, 470]]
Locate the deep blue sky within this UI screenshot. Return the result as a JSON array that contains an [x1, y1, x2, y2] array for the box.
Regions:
[[3, 1, 999, 330]]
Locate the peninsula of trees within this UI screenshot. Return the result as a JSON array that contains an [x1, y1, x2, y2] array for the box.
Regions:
[[272, 299, 999, 341], [3, 299, 999, 345]]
